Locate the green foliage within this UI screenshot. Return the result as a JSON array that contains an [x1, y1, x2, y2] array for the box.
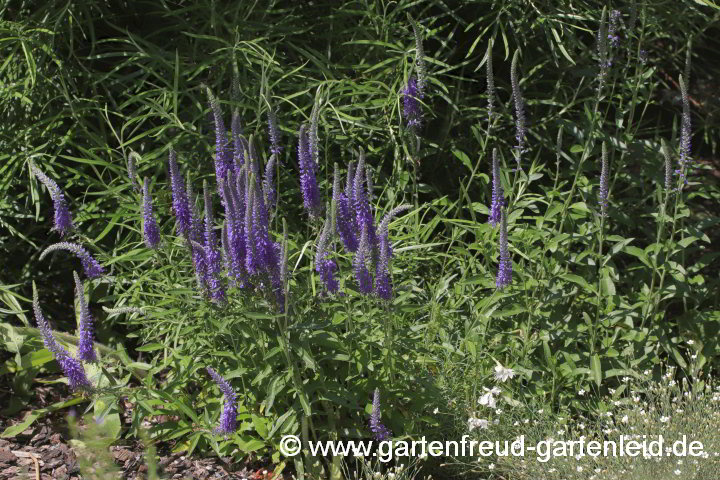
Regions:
[[1, 1, 720, 479]]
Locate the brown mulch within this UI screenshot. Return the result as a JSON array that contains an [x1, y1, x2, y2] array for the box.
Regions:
[[0, 386, 282, 480]]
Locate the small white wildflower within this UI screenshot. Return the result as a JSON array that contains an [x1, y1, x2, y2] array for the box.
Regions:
[[494, 364, 516, 382], [674, 470, 681, 476], [468, 417, 489, 431], [478, 390, 497, 409], [621, 415, 628, 423], [488, 463, 495, 470], [660, 416, 670, 423], [433, 407, 439, 414], [578, 389, 586, 396], [687, 340, 694, 345], [577, 466, 583, 472]]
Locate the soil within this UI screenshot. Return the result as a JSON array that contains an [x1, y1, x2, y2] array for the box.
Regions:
[[0, 384, 282, 480]]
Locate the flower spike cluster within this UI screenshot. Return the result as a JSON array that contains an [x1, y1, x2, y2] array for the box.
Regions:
[[29, 163, 74, 236]]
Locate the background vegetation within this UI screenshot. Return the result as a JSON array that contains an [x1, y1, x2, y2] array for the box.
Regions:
[[1, 0, 719, 479]]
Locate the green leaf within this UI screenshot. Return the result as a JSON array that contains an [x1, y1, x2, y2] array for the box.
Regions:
[[590, 355, 602, 387], [135, 343, 165, 352]]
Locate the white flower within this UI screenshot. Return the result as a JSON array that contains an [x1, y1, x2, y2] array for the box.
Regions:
[[468, 417, 489, 431], [621, 415, 628, 424], [674, 470, 681, 475], [578, 389, 586, 396], [660, 416, 670, 423], [478, 388, 499, 408], [494, 364, 516, 382], [488, 463, 495, 470], [687, 340, 694, 345], [577, 466, 583, 472], [433, 407, 439, 414]]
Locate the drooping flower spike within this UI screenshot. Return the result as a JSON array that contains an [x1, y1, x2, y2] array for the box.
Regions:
[[206, 367, 237, 435], [40, 242, 105, 278], [33, 284, 90, 391], [73, 271, 96, 362], [142, 177, 161, 249], [29, 162, 74, 236]]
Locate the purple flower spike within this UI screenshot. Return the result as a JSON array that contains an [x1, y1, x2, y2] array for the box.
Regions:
[[298, 124, 321, 217], [168, 148, 191, 238], [510, 50, 526, 169], [369, 388, 391, 441], [315, 212, 338, 293], [599, 142, 609, 216], [231, 111, 248, 179], [206, 87, 231, 186], [402, 76, 423, 129], [263, 154, 277, 210], [353, 224, 373, 295], [73, 272, 96, 362], [268, 108, 282, 156], [126, 151, 141, 193], [203, 181, 226, 303], [676, 75, 692, 185], [489, 148, 504, 227], [496, 211, 512, 290], [142, 177, 161, 249], [40, 242, 105, 278], [608, 10, 622, 48], [333, 165, 358, 252], [29, 163, 74, 236], [375, 204, 412, 301], [206, 367, 237, 435], [353, 151, 376, 248], [33, 286, 90, 390]]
